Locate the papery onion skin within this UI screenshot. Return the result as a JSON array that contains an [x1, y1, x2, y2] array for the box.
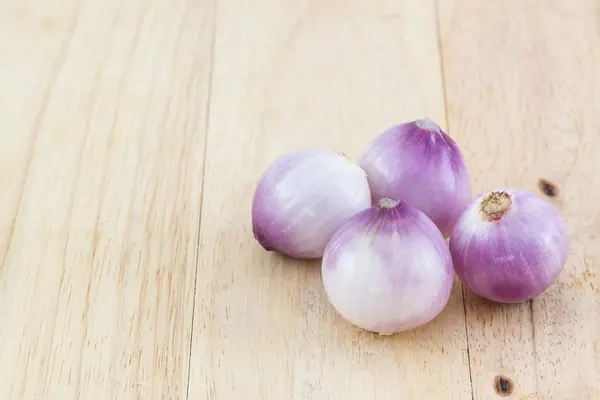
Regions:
[[357, 119, 471, 237], [321, 198, 454, 334], [252, 150, 372, 259], [449, 188, 570, 304]]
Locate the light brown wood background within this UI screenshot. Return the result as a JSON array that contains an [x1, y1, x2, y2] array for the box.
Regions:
[[1, 0, 598, 399]]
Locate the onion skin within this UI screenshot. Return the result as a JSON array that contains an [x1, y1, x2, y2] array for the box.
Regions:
[[321, 198, 454, 334], [252, 150, 371, 259], [357, 119, 471, 237], [449, 188, 570, 304]]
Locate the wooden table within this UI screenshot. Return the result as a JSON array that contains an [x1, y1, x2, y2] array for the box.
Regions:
[[1, 1, 598, 399]]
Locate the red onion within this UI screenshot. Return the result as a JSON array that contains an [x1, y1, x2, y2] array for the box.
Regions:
[[357, 118, 471, 237], [449, 188, 570, 303], [252, 150, 371, 259], [321, 198, 454, 334]]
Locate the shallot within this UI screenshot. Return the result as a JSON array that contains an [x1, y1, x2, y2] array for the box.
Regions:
[[252, 150, 371, 259], [321, 197, 454, 334], [358, 118, 471, 237], [449, 188, 569, 303]]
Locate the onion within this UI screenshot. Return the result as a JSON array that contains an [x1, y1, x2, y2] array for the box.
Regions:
[[252, 150, 371, 259], [357, 118, 471, 237], [449, 188, 570, 303], [321, 197, 454, 334]]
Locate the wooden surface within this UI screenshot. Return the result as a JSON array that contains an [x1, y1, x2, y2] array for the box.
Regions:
[[0, 0, 598, 399]]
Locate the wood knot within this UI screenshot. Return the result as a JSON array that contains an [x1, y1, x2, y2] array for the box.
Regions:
[[538, 178, 558, 198], [494, 375, 514, 396]]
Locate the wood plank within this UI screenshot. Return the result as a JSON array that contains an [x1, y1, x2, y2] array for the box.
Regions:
[[0, 0, 213, 397], [439, 1, 600, 399], [189, 1, 471, 399]]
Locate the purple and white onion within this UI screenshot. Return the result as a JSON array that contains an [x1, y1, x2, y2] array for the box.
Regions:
[[449, 188, 570, 303], [358, 118, 471, 237], [252, 150, 371, 259], [321, 198, 454, 334]]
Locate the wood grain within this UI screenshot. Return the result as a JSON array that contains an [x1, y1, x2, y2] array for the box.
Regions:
[[0, 0, 79, 282], [188, 1, 472, 399], [0, 0, 213, 398], [440, 1, 600, 399]]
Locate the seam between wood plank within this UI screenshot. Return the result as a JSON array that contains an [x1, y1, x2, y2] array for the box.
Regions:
[[433, 1, 474, 398], [461, 284, 475, 400], [529, 299, 540, 396], [433, 0, 451, 133], [185, 0, 218, 398]]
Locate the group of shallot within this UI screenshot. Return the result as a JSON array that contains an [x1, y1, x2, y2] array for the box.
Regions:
[[251, 119, 570, 335]]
